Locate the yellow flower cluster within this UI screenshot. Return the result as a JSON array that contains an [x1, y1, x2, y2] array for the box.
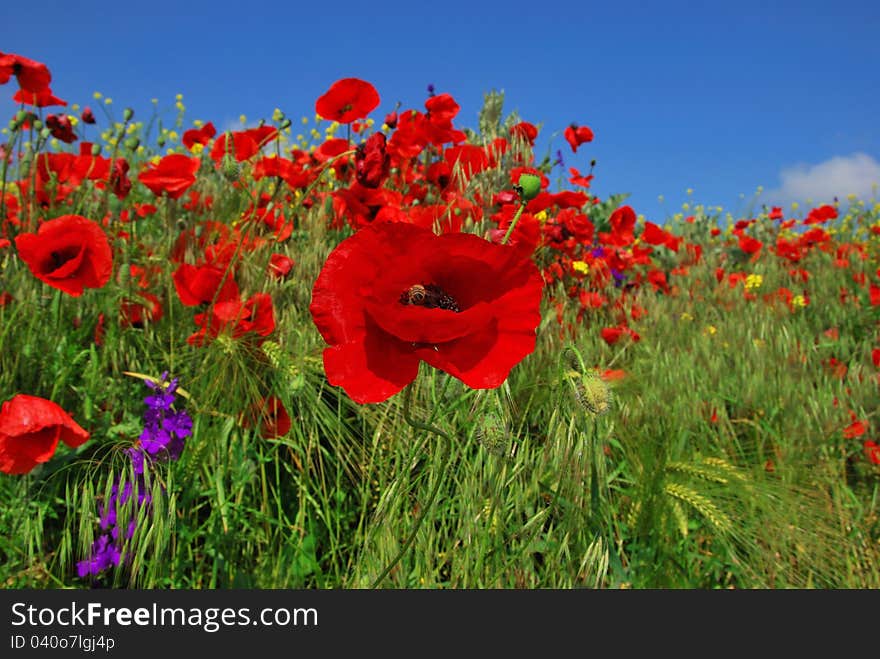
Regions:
[[744, 274, 763, 290]]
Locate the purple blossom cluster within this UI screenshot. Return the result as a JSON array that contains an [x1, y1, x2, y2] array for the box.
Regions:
[[77, 373, 191, 579]]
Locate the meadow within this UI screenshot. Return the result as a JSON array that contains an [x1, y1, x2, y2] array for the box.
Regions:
[[1, 53, 878, 589]]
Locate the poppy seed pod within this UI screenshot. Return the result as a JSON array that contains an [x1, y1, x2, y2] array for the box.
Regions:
[[516, 173, 541, 201]]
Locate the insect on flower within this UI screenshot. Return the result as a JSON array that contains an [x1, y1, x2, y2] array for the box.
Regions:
[[399, 283, 461, 312]]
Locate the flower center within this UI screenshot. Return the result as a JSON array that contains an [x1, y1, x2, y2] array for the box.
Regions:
[[399, 283, 460, 312], [48, 246, 80, 271]]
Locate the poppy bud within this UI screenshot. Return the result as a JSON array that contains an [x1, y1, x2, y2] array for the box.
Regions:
[[280, 118, 292, 131], [567, 369, 612, 417], [475, 411, 508, 456], [39, 127, 51, 140], [516, 173, 541, 202], [81, 107, 96, 124], [123, 107, 134, 122], [221, 154, 240, 181], [91, 143, 101, 156]]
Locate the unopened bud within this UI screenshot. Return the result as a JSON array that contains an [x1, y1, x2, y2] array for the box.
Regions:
[[123, 107, 134, 122], [221, 154, 240, 181], [475, 411, 508, 456], [568, 370, 612, 417]]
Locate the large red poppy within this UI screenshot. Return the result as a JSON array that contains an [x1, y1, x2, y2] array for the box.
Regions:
[[0, 394, 89, 474], [309, 222, 544, 403], [14, 215, 113, 297], [315, 78, 380, 124]]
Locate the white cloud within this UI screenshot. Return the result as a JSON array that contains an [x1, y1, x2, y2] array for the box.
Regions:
[[765, 153, 880, 206]]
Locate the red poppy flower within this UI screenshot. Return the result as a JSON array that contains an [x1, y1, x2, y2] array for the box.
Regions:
[[738, 234, 763, 255], [46, 114, 77, 143], [642, 221, 681, 252], [268, 253, 295, 279], [14, 215, 112, 297], [172, 263, 240, 307], [120, 292, 163, 328], [138, 154, 200, 200], [188, 292, 276, 346], [604, 205, 636, 247], [0, 52, 51, 94], [253, 156, 310, 190], [0, 394, 89, 474], [568, 166, 594, 188], [209, 126, 277, 164], [182, 121, 217, 150], [310, 222, 544, 404], [355, 132, 390, 188], [804, 204, 837, 225], [315, 78, 380, 124], [12, 87, 66, 107], [509, 121, 538, 146], [564, 124, 594, 153], [864, 440, 880, 465], [600, 325, 640, 346], [844, 419, 868, 439], [243, 395, 291, 440]]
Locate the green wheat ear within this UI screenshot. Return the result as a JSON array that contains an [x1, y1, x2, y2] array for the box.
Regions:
[[664, 482, 733, 536], [260, 340, 304, 388]]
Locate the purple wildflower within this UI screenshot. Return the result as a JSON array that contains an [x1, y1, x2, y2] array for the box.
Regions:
[[76, 534, 121, 578], [553, 149, 564, 169], [78, 372, 189, 581]]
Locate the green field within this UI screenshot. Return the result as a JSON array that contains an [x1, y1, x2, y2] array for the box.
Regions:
[[1, 63, 879, 589]]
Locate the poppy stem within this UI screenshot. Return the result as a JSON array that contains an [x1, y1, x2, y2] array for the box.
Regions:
[[501, 201, 527, 245]]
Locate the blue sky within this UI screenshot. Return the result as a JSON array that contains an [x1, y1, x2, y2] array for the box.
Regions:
[[3, 0, 879, 223]]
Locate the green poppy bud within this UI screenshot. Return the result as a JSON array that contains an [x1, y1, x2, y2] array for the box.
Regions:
[[515, 173, 541, 201], [221, 154, 240, 181], [91, 143, 102, 156], [475, 411, 508, 456], [123, 107, 134, 122]]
